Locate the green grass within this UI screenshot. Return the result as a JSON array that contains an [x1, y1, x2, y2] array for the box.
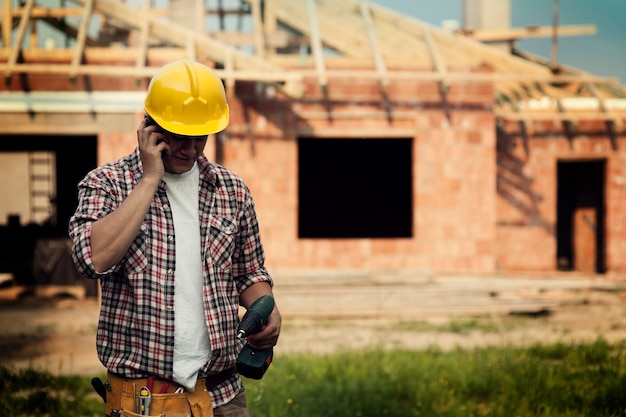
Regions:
[[2, 338, 626, 416]]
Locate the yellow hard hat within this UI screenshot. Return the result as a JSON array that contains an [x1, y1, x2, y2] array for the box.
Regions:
[[144, 59, 229, 136]]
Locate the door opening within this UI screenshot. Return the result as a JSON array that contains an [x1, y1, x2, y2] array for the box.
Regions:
[[556, 160, 605, 273]]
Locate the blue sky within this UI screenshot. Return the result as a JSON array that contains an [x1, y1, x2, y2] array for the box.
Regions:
[[369, 0, 626, 84]]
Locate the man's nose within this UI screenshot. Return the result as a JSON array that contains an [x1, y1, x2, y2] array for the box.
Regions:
[[180, 139, 196, 154]]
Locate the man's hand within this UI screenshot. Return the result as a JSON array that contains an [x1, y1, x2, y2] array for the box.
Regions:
[[240, 283, 282, 350], [138, 116, 169, 182], [246, 306, 282, 350]]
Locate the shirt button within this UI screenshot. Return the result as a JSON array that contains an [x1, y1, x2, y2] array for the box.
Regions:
[[163, 205, 170, 211], [168, 235, 174, 241], [167, 269, 174, 275]]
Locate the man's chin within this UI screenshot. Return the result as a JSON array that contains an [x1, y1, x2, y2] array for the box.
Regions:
[[165, 160, 194, 174]]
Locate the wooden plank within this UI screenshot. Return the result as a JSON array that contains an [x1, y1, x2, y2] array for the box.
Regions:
[[359, 1, 387, 89], [135, 0, 151, 71], [7, 5, 167, 17], [0, 63, 303, 80], [1, 0, 11, 48], [70, 0, 94, 77], [0, 61, 619, 85], [306, 0, 327, 88], [367, 2, 559, 76], [210, 31, 290, 48], [459, 24, 597, 42], [585, 82, 623, 130], [76, 0, 275, 72], [423, 27, 449, 90], [0, 46, 188, 61], [72, 0, 304, 96], [271, 0, 368, 58], [7, 0, 35, 71], [495, 110, 626, 123], [249, 0, 265, 58]]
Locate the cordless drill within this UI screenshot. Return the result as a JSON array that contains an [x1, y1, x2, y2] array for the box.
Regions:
[[236, 295, 275, 379]]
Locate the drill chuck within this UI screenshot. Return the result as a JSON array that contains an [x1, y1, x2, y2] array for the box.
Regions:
[[237, 295, 275, 338], [237, 309, 266, 339]]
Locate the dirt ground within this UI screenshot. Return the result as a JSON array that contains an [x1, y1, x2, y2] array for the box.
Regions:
[[1, 279, 626, 377]]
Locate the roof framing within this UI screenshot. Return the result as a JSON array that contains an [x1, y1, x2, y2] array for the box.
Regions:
[[0, 0, 624, 124]]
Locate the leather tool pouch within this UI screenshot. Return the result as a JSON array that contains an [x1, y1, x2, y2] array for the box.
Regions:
[[105, 374, 212, 417], [185, 378, 214, 417]]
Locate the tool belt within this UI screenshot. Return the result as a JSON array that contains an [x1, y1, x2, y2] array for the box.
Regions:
[[103, 369, 235, 417]]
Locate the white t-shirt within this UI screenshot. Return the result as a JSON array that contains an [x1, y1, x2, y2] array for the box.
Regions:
[[164, 163, 210, 391]]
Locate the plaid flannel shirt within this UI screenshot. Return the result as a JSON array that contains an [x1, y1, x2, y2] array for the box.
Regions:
[[68, 148, 272, 407]]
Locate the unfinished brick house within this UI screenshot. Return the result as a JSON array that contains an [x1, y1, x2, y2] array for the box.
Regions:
[[1, 0, 625, 283]]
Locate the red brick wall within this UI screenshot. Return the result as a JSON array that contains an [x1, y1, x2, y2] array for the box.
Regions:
[[497, 119, 626, 275], [218, 76, 497, 273]]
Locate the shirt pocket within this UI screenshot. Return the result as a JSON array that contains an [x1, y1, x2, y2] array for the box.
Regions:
[[123, 223, 148, 274], [207, 215, 238, 270]]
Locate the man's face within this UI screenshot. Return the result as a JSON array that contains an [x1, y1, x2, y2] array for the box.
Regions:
[[159, 130, 208, 174]]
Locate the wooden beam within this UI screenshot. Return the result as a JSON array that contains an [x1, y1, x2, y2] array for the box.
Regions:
[[262, 0, 277, 39], [495, 110, 626, 123], [586, 82, 623, 130], [70, 0, 94, 77], [249, 0, 265, 58], [306, 0, 327, 88], [80, 0, 287, 72], [423, 26, 451, 119], [28, 11, 37, 51], [7, 0, 35, 72], [359, 1, 388, 89], [0, 62, 620, 85], [272, 0, 368, 58], [458, 24, 597, 42], [423, 27, 448, 88], [6, 6, 169, 18], [210, 31, 291, 48], [135, 0, 150, 71], [224, 47, 235, 96], [0, 63, 303, 81], [2, 0, 11, 48]]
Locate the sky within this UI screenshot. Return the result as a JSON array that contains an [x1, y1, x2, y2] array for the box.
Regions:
[[368, 0, 626, 84]]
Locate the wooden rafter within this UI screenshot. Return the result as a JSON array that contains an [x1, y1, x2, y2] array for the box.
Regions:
[[71, 0, 305, 96], [585, 82, 623, 131], [249, 0, 265, 59], [459, 24, 597, 42], [359, 1, 387, 89], [306, 0, 327, 89], [423, 27, 448, 89], [70, 0, 94, 78], [0, 0, 623, 125], [135, 0, 151, 72], [272, 0, 367, 58], [7, 0, 35, 74], [2, 0, 12, 47]]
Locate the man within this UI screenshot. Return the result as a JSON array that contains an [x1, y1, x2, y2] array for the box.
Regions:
[[69, 59, 281, 417]]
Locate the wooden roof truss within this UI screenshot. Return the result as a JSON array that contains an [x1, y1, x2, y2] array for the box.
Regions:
[[0, 0, 624, 124]]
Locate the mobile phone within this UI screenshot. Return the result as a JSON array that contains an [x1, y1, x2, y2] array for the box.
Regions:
[[144, 114, 155, 126]]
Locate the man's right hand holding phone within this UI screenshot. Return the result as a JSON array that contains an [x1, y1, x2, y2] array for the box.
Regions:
[[138, 115, 168, 182]]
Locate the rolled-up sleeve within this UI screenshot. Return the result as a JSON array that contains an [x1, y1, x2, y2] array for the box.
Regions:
[[232, 193, 272, 294], [68, 170, 121, 279]]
